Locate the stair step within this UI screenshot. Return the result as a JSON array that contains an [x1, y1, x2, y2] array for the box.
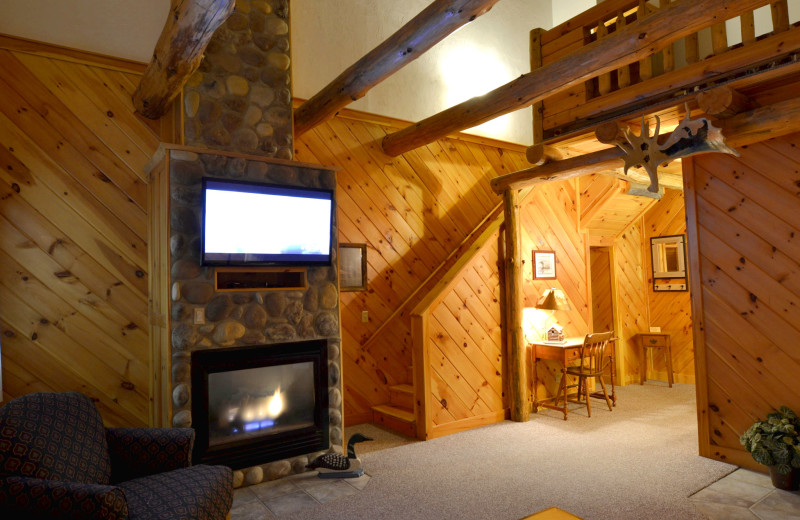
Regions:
[[372, 404, 415, 438], [389, 384, 414, 409]]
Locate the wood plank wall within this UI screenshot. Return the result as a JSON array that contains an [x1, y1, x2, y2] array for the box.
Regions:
[[0, 41, 161, 426], [611, 219, 650, 385], [685, 133, 800, 469], [643, 188, 694, 384], [426, 228, 505, 434], [292, 114, 529, 425], [522, 180, 591, 401], [422, 177, 590, 433]]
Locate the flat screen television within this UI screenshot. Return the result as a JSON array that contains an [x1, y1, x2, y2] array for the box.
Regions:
[[201, 178, 333, 266]]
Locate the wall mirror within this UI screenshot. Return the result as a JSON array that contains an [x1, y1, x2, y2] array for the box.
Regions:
[[651, 235, 687, 291]]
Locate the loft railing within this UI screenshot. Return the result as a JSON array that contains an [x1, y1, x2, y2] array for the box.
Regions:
[[535, 0, 799, 143]]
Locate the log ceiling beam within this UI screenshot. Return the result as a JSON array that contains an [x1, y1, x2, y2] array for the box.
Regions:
[[489, 95, 800, 193], [293, 0, 501, 137], [381, 0, 770, 156], [134, 0, 235, 119]]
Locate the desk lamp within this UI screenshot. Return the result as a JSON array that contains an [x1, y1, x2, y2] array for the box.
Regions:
[[535, 288, 571, 342]]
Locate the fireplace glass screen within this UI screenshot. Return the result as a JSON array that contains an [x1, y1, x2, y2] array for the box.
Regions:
[[191, 339, 329, 469], [208, 361, 315, 446]]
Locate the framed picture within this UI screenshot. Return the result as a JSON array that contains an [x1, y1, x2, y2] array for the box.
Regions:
[[339, 243, 367, 291], [533, 250, 557, 280]]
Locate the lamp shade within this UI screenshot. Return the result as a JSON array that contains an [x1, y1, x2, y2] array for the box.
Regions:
[[535, 288, 571, 311]]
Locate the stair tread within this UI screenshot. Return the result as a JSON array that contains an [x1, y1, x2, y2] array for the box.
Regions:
[[372, 404, 414, 423], [389, 384, 414, 394]]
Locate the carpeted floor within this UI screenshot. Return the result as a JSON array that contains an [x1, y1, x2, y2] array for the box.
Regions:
[[281, 383, 735, 520]]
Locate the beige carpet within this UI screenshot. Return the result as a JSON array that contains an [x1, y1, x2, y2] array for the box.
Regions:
[[286, 383, 734, 520]]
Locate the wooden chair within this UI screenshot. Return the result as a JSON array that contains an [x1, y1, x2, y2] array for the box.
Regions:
[[554, 331, 615, 417]]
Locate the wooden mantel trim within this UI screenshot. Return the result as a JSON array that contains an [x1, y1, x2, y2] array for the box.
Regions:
[[293, 0, 501, 137], [380, 0, 771, 156], [489, 95, 800, 193], [133, 0, 235, 119]]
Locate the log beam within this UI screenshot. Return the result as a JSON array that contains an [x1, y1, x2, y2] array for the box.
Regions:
[[381, 0, 770, 157], [133, 0, 235, 119], [525, 143, 564, 166], [293, 0, 501, 137], [697, 86, 753, 119], [490, 95, 800, 193]]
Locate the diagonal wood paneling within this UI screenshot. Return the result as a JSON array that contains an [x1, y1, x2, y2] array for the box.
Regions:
[[293, 113, 528, 424], [686, 132, 800, 469], [613, 219, 649, 385], [643, 188, 694, 384], [0, 44, 160, 426]]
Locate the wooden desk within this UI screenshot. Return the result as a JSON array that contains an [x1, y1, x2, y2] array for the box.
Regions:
[[530, 337, 616, 420], [636, 332, 674, 387]]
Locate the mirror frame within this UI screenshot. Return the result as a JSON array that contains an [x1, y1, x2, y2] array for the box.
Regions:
[[650, 234, 688, 292]]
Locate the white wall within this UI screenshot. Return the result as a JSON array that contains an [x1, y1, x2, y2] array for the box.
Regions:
[[552, 0, 596, 26], [291, 0, 553, 145], [0, 0, 167, 62]]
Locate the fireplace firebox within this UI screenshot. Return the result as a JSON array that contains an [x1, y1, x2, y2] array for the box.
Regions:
[[191, 339, 329, 469]]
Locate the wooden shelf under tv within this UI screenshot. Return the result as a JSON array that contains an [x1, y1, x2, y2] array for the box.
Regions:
[[214, 267, 307, 291]]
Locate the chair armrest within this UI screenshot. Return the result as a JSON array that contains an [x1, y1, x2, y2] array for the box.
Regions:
[[106, 428, 194, 483], [0, 476, 128, 520]]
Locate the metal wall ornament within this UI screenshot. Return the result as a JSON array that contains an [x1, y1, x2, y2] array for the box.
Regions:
[[615, 110, 739, 193]]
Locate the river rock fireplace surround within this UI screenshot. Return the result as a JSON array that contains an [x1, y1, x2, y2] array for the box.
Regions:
[[146, 144, 342, 488]]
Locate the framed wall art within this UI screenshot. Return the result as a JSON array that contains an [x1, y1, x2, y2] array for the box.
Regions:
[[532, 250, 557, 280]]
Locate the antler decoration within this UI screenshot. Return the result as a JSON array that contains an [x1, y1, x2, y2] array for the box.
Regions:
[[614, 110, 739, 192]]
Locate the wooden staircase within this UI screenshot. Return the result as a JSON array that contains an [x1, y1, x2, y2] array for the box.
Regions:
[[372, 382, 415, 437]]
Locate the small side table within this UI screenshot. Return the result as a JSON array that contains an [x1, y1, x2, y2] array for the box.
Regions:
[[637, 332, 674, 387]]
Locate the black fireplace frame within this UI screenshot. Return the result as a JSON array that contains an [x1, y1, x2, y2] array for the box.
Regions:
[[191, 339, 330, 469]]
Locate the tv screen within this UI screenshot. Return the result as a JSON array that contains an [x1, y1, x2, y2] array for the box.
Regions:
[[201, 178, 333, 266]]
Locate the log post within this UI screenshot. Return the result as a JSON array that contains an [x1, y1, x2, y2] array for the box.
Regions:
[[660, 0, 675, 72], [711, 22, 729, 55], [525, 28, 546, 165], [686, 32, 700, 64], [741, 10, 756, 43], [133, 0, 235, 119], [293, 0, 501, 137], [637, 0, 653, 81], [503, 189, 528, 422], [771, 0, 790, 33], [616, 10, 631, 88], [380, 0, 768, 157], [596, 21, 613, 95], [697, 86, 753, 118]]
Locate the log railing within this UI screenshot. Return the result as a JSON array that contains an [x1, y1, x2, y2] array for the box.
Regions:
[[536, 0, 797, 143]]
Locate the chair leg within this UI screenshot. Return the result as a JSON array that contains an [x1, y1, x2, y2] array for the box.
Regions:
[[598, 376, 613, 411], [584, 377, 592, 417]]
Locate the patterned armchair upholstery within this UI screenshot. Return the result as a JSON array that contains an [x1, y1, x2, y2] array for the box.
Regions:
[[0, 392, 232, 520]]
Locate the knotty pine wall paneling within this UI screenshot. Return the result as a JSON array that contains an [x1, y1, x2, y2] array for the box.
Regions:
[[612, 219, 650, 385], [0, 40, 162, 426], [685, 133, 800, 470], [520, 179, 591, 404], [293, 113, 530, 425], [642, 189, 694, 384]]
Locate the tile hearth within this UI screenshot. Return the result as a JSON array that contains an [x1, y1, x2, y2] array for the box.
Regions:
[[230, 471, 371, 519]]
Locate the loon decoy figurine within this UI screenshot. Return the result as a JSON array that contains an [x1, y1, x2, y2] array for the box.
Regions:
[[307, 433, 373, 471]]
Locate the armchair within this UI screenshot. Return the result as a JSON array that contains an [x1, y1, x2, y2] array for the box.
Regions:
[[0, 392, 232, 520]]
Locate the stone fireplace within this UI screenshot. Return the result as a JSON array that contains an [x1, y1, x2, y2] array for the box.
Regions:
[[145, 0, 342, 489], [146, 146, 341, 488]]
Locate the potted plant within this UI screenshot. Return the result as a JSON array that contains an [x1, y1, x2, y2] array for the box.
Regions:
[[739, 406, 800, 490]]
